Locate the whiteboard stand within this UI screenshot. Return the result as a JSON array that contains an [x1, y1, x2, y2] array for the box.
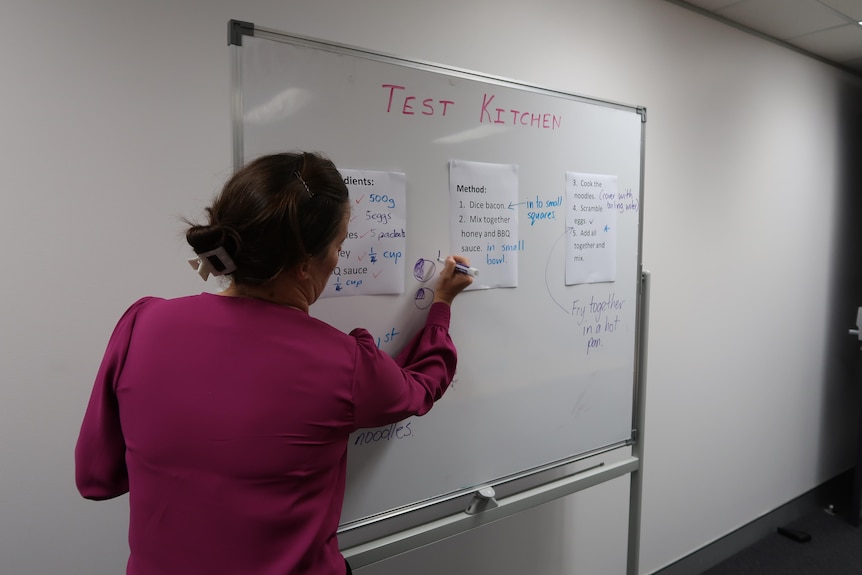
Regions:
[[341, 270, 651, 572], [627, 270, 651, 574], [850, 306, 862, 526], [341, 457, 641, 568]]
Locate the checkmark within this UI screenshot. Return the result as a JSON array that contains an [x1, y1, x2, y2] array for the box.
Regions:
[[360, 230, 372, 238], [354, 194, 365, 204]]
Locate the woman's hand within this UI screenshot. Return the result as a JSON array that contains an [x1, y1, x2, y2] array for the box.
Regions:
[[433, 255, 474, 305]]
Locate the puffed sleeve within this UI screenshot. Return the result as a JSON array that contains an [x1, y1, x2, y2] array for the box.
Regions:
[[75, 298, 153, 500], [349, 302, 456, 429]]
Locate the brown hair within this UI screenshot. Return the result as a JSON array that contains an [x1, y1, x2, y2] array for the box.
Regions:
[[186, 152, 349, 285]]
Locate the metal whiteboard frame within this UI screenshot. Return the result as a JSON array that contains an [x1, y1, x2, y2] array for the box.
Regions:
[[228, 20, 649, 573]]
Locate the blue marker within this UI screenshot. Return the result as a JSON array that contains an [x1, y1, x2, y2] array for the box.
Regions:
[[437, 257, 479, 277]]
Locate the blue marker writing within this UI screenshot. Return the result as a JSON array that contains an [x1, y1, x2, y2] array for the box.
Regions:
[[437, 257, 479, 277]]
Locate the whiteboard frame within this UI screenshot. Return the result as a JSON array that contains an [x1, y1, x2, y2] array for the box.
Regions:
[[228, 20, 648, 572]]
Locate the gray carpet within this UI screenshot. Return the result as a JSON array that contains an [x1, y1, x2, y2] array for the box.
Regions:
[[702, 509, 862, 575]]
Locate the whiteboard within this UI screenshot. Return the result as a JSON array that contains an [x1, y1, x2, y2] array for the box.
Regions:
[[231, 23, 645, 527]]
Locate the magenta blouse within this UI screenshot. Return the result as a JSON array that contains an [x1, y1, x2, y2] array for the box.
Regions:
[[75, 293, 457, 574]]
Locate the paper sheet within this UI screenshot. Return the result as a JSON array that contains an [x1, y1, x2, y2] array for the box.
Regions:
[[449, 160, 519, 289], [565, 172, 617, 285], [321, 170, 407, 297]]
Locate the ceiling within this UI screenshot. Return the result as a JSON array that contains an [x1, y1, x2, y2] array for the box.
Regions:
[[671, 0, 862, 75]]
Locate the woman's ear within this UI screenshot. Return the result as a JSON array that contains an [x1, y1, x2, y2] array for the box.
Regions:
[[293, 258, 312, 281]]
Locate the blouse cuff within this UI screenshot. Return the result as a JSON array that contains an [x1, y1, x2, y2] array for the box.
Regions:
[[425, 301, 451, 330]]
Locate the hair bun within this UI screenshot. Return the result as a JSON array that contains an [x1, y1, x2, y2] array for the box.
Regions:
[[186, 223, 227, 255]]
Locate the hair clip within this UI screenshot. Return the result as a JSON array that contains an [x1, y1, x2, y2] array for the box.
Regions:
[[187, 246, 237, 281], [294, 170, 314, 198]]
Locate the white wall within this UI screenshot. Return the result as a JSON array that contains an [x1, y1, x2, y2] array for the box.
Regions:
[[1, 1, 860, 574]]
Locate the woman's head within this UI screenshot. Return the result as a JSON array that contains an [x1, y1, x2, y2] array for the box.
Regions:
[[186, 152, 349, 286]]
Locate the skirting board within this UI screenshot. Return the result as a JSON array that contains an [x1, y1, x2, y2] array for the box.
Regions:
[[651, 469, 855, 575]]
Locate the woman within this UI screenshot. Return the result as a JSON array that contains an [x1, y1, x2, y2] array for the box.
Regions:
[[75, 152, 473, 574]]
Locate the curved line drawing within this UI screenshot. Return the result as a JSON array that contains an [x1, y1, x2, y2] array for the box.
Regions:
[[545, 229, 571, 315], [413, 258, 436, 282], [413, 287, 435, 310]]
